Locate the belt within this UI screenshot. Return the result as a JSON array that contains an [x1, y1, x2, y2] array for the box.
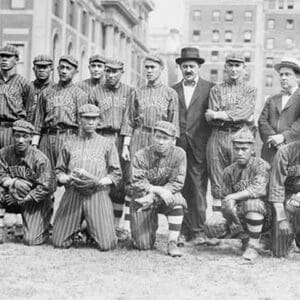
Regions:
[[42, 127, 78, 135], [0, 121, 13, 128], [97, 128, 120, 136], [140, 125, 155, 133], [217, 126, 242, 133]]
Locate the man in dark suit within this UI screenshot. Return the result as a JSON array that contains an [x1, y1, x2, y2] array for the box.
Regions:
[[173, 47, 214, 243], [259, 58, 300, 165]]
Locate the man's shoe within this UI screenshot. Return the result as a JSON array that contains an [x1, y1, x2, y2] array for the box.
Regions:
[[205, 237, 221, 246], [177, 235, 187, 247], [242, 245, 259, 261], [116, 227, 131, 242], [167, 240, 182, 257]]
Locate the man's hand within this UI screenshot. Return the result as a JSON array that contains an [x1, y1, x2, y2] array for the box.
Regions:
[[4, 193, 17, 206], [205, 109, 216, 122], [17, 195, 33, 206], [98, 177, 113, 186], [121, 146, 131, 161], [135, 193, 155, 211], [58, 174, 72, 185], [278, 220, 291, 236], [153, 187, 174, 206], [267, 134, 285, 148], [222, 195, 236, 211], [13, 179, 32, 198]]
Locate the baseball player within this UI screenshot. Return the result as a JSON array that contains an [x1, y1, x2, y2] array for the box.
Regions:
[[130, 121, 186, 257], [205, 52, 257, 213], [269, 141, 300, 257], [204, 127, 271, 261], [33, 55, 91, 168], [0, 44, 30, 147], [52, 104, 122, 250], [0, 120, 54, 245], [26, 55, 54, 124], [93, 59, 134, 240], [77, 54, 106, 99]]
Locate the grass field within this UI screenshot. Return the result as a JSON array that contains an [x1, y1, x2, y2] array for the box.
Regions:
[[1, 213, 300, 300]]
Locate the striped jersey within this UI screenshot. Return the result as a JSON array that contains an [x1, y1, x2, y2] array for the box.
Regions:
[[93, 82, 134, 130], [77, 77, 104, 102], [0, 72, 30, 121], [26, 79, 54, 124], [0, 145, 54, 202], [209, 79, 257, 127], [121, 82, 179, 137], [34, 81, 91, 133]]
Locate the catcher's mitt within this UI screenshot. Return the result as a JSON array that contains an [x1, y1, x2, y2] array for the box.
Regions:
[[71, 168, 98, 196]]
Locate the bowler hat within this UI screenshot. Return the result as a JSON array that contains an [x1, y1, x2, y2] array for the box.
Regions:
[[175, 47, 205, 65], [274, 57, 300, 74]]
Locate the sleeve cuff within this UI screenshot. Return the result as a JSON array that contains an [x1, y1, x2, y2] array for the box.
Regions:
[[274, 203, 287, 221]]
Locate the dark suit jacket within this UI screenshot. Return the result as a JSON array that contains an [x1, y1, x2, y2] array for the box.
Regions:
[[258, 88, 300, 163], [172, 78, 214, 159]]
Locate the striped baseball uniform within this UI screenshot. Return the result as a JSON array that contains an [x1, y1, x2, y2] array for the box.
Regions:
[[34, 81, 91, 168], [0, 72, 30, 147], [206, 79, 257, 207], [52, 132, 122, 250], [130, 144, 187, 250], [0, 145, 54, 245], [26, 79, 54, 124], [92, 82, 134, 217], [77, 77, 105, 100], [205, 157, 272, 238], [269, 141, 300, 256], [121, 82, 179, 157]]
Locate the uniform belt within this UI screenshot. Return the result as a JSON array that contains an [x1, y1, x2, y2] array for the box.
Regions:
[[97, 128, 120, 136], [140, 125, 155, 133], [0, 121, 14, 128], [42, 127, 78, 135], [217, 126, 242, 133]]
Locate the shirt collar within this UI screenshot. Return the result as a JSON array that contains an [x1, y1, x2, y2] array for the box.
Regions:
[[34, 78, 52, 89], [183, 76, 199, 87], [147, 78, 163, 88], [0, 69, 17, 82], [105, 81, 121, 90]]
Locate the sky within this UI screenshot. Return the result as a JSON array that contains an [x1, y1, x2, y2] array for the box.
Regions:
[[149, 0, 184, 32]]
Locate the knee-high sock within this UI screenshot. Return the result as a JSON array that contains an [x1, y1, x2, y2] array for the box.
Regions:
[[245, 212, 264, 240], [0, 208, 5, 228], [167, 206, 184, 242], [113, 203, 123, 227], [123, 196, 131, 231]]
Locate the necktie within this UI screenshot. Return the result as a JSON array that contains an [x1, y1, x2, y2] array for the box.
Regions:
[[183, 80, 196, 87], [281, 88, 292, 96]]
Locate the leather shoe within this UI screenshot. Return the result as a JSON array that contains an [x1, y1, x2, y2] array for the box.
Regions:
[[167, 240, 182, 257]]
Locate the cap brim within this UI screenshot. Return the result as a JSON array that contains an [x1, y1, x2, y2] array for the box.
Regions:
[[80, 113, 99, 117], [59, 59, 78, 68], [12, 127, 33, 134], [34, 61, 53, 65], [105, 64, 123, 69], [154, 127, 175, 137], [274, 62, 300, 74], [175, 57, 205, 65], [90, 59, 105, 64], [226, 59, 245, 63]]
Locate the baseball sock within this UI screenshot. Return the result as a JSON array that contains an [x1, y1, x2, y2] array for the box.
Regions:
[[167, 206, 183, 242], [245, 212, 264, 245], [123, 196, 131, 231], [113, 203, 123, 228], [0, 208, 5, 243]]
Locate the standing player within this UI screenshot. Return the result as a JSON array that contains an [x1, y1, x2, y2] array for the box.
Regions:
[[77, 54, 106, 100], [33, 55, 90, 168], [95, 59, 134, 239], [130, 121, 186, 257], [52, 104, 122, 250], [0, 120, 54, 245], [0, 44, 30, 147], [26, 55, 54, 124]]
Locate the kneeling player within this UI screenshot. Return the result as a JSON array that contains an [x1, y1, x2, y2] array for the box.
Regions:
[[130, 121, 186, 257], [204, 127, 272, 261], [0, 120, 54, 245]]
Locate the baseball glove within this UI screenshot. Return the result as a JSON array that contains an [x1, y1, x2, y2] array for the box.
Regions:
[[71, 168, 99, 196]]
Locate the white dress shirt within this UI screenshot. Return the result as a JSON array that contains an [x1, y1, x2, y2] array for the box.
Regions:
[[182, 76, 199, 108], [282, 86, 298, 110]]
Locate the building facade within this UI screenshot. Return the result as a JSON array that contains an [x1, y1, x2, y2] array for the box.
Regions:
[[0, 0, 154, 86], [183, 0, 300, 120]]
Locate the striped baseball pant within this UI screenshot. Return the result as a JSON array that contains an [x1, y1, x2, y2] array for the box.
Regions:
[[204, 199, 271, 238], [0, 198, 52, 245], [206, 129, 235, 200], [52, 188, 117, 251], [130, 195, 184, 250], [0, 127, 13, 149]]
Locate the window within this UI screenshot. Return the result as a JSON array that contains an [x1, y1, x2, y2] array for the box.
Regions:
[[266, 75, 273, 87], [244, 31, 252, 43], [278, 0, 284, 9], [225, 30, 233, 43], [192, 30, 200, 42], [210, 69, 218, 82], [91, 19, 96, 42], [266, 38, 274, 49], [211, 51, 219, 62], [81, 10, 88, 35], [287, 0, 294, 9], [244, 52, 251, 62], [286, 38, 294, 49], [269, 0, 276, 9], [286, 19, 294, 29], [212, 30, 220, 42], [193, 10, 201, 21], [212, 10, 220, 22], [244, 11, 253, 22], [225, 10, 233, 22], [53, 0, 61, 17], [266, 57, 274, 68], [11, 0, 25, 9], [267, 19, 275, 29], [67, 0, 76, 27]]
